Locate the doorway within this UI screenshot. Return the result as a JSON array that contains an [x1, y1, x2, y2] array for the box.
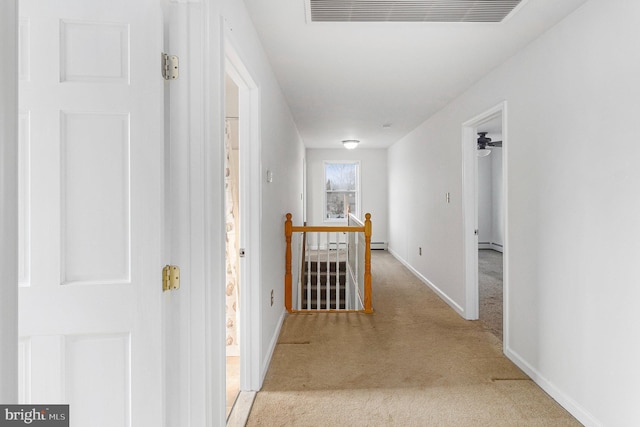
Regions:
[[476, 116, 504, 341], [462, 102, 508, 347], [222, 39, 262, 425], [224, 74, 241, 419]]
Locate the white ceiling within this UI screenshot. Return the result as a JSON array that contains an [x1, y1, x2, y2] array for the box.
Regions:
[[242, 0, 587, 149]]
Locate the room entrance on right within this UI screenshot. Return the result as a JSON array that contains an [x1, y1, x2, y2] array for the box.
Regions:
[[476, 115, 504, 341]]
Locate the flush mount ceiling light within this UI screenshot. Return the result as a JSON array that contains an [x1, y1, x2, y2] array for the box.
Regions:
[[342, 139, 360, 149]]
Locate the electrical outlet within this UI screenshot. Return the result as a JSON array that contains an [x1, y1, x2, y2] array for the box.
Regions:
[[270, 289, 274, 306]]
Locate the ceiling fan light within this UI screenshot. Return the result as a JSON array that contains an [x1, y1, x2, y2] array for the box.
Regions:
[[477, 148, 491, 157], [342, 139, 359, 149]]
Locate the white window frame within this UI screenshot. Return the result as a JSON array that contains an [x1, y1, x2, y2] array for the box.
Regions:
[[323, 160, 361, 222]]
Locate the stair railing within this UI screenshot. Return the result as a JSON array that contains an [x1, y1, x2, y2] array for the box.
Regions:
[[298, 222, 307, 310], [284, 213, 372, 313], [347, 213, 370, 312]]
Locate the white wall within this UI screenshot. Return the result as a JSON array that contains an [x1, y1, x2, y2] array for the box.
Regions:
[[388, 0, 640, 425], [490, 147, 503, 249], [477, 154, 492, 245], [306, 148, 388, 245], [478, 142, 503, 251]]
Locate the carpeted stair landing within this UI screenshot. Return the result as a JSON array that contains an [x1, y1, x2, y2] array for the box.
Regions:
[[246, 251, 580, 426]]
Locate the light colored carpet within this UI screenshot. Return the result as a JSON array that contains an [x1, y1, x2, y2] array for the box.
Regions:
[[246, 251, 581, 426], [479, 249, 503, 341]]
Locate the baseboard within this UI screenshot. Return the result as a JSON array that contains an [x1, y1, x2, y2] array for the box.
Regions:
[[260, 308, 286, 386], [387, 247, 465, 317], [504, 346, 601, 427], [478, 243, 503, 253], [371, 241, 387, 250]]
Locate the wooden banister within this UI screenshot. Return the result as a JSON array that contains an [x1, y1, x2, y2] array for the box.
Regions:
[[285, 213, 293, 312], [299, 221, 307, 310], [291, 225, 364, 233], [364, 213, 372, 313], [284, 213, 373, 314]]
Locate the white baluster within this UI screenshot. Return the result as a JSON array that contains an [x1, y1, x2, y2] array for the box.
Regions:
[[335, 232, 340, 310], [297, 232, 302, 310], [325, 232, 329, 310], [306, 234, 311, 310], [316, 232, 320, 311], [344, 231, 349, 310]]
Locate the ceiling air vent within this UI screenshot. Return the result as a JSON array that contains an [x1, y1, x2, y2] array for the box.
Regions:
[[309, 0, 524, 23]]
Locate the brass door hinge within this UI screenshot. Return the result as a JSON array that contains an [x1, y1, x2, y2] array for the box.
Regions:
[[162, 53, 179, 80], [163, 265, 180, 291]]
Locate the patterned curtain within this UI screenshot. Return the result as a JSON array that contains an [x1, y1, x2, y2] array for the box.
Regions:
[[225, 120, 239, 353]]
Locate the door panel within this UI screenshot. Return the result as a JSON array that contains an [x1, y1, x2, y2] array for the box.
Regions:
[[18, 110, 30, 287], [61, 111, 130, 285], [18, 1, 164, 425]]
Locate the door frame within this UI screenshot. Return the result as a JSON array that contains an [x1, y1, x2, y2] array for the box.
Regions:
[[461, 101, 509, 348], [223, 37, 262, 392], [0, 0, 19, 403]]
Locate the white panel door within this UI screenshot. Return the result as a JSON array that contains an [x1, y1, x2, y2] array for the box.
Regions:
[[18, 0, 164, 426]]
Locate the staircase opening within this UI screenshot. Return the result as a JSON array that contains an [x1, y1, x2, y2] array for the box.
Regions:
[[285, 213, 373, 313], [302, 249, 347, 310]]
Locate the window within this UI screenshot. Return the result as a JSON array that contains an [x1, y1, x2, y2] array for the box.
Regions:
[[324, 161, 359, 221]]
